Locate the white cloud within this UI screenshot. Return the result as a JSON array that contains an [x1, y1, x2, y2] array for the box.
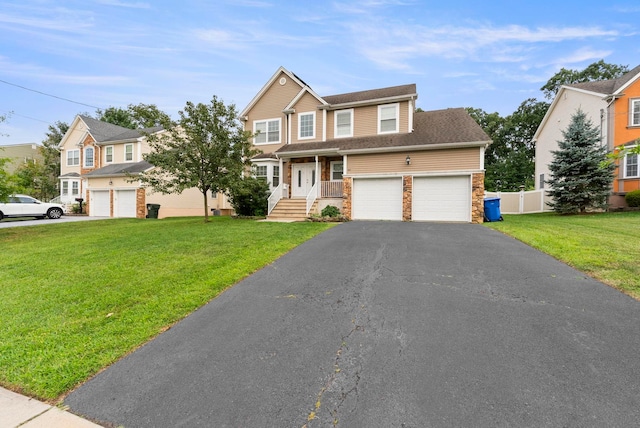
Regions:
[[96, 0, 151, 9]]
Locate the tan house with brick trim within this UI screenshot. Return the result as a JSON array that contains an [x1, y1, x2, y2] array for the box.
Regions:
[[242, 67, 491, 223], [58, 115, 231, 218]]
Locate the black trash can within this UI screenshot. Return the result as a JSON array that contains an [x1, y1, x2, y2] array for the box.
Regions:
[[146, 203, 161, 219]]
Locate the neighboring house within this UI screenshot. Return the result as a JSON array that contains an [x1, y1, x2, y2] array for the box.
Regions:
[[242, 67, 491, 223], [534, 64, 640, 206], [58, 115, 231, 218], [0, 143, 41, 174]]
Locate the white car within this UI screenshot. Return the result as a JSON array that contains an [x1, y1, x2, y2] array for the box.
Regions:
[[0, 194, 65, 221]]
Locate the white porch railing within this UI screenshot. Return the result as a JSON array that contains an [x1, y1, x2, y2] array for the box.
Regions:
[[267, 183, 284, 215], [321, 181, 343, 198], [306, 182, 318, 215]]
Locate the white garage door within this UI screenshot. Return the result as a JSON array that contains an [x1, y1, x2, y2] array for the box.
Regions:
[[91, 190, 110, 217], [115, 190, 137, 218], [352, 177, 403, 220], [413, 176, 471, 222]]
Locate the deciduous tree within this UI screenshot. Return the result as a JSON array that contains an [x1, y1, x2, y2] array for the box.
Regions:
[[540, 60, 629, 99]]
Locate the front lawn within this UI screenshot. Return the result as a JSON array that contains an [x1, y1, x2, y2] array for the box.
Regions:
[[0, 217, 335, 401], [484, 211, 640, 299]]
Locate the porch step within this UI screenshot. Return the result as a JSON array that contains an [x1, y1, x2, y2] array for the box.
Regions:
[[268, 199, 317, 221]]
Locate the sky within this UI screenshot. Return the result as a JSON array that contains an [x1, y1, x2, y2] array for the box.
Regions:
[[1, 0, 639, 146]]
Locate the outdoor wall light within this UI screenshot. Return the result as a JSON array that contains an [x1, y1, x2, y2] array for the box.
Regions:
[[405, 155, 411, 165], [109, 179, 113, 186]]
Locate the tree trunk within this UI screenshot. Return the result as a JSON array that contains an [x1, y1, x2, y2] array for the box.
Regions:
[[203, 190, 209, 223]]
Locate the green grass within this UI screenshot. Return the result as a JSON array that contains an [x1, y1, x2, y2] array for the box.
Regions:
[[484, 211, 640, 299], [0, 217, 335, 401]]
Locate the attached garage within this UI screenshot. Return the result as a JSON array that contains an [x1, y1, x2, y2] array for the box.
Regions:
[[412, 175, 471, 222], [90, 190, 110, 217], [115, 189, 137, 218], [352, 177, 403, 220]]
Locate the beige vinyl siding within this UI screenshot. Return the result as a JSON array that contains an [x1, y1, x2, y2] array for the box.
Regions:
[[346, 148, 481, 174], [246, 71, 303, 151], [291, 92, 323, 143], [326, 100, 411, 140]]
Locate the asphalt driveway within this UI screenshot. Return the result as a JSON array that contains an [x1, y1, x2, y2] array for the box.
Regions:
[[65, 222, 640, 427]]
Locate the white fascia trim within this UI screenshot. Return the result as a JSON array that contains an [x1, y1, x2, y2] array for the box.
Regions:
[[276, 148, 341, 158], [240, 67, 305, 117], [58, 115, 85, 149], [285, 87, 328, 111], [345, 170, 482, 179], [318, 93, 418, 110], [613, 71, 640, 95], [339, 141, 490, 155]]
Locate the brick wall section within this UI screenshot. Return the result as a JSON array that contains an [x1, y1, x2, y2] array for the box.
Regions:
[[136, 188, 146, 218], [342, 177, 352, 219], [471, 172, 485, 224], [402, 176, 412, 221], [85, 189, 91, 215]]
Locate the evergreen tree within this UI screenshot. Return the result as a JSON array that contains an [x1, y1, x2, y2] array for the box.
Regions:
[[546, 109, 614, 214]]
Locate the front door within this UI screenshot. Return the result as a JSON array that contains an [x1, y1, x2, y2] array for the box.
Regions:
[[292, 163, 316, 198]]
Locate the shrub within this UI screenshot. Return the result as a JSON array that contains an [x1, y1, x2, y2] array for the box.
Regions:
[[321, 205, 340, 217], [227, 177, 270, 216], [626, 189, 640, 207]]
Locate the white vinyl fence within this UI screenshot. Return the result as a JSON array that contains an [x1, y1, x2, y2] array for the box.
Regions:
[[485, 189, 553, 214]]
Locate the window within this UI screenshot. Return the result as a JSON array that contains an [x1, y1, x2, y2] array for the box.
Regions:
[[539, 174, 545, 189], [124, 144, 134, 162], [625, 153, 639, 177], [72, 181, 79, 195], [273, 165, 280, 187], [335, 109, 353, 138], [298, 112, 315, 139], [378, 103, 399, 134], [67, 149, 79, 166], [631, 99, 640, 126], [62, 181, 69, 195], [254, 165, 267, 181], [254, 119, 280, 144], [105, 146, 114, 163], [330, 161, 343, 181], [84, 147, 94, 167]]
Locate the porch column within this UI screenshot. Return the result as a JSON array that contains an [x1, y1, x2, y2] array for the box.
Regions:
[[315, 155, 320, 197], [279, 157, 284, 198]]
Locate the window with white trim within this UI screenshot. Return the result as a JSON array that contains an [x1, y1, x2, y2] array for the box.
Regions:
[[105, 146, 114, 163], [273, 165, 280, 187], [378, 103, 399, 134], [330, 161, 343, 181], [62, 181, 69, 195], [625, 152, 639, 177], [631, 99, 640, 126], [67, 149, 79, 166], [254, 165, 267, 181], [84, 146, 94, 168], [298, 112, 315, 139], [124, 144, 134, 162], [335, 109, 353, 138], [254, 119, 280, 144], [72, 181, 79, 195]]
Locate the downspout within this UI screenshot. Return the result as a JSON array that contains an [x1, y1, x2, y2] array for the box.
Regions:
[[408, 97, 414, 132]]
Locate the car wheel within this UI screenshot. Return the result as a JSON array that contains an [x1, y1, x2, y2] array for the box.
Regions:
[[47, 207, 63, 219], [0, 211, 4, 221]]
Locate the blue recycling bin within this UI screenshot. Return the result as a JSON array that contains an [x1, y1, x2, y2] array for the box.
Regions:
[[484, 197, 502, 222]]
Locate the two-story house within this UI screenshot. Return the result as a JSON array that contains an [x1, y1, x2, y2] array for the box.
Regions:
[[534, 64, 640, 207], [242, 67, 491, 223], [58, 115, 231, 218]]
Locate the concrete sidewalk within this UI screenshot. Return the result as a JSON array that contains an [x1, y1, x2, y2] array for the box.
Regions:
[[1, 387, 101, 428]]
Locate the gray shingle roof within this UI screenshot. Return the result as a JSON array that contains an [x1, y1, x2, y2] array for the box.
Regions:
[[567, 64, 640, 94], [78, 115, 162, 143], [274, 108, 490, 155], [83, 161, 153, 177], [322, 84, 417, 106]]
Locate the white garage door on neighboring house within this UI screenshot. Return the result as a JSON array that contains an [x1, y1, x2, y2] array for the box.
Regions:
[[412, 176, 471, 222], [352, 177, 403, 220], [115, 189, 137, 218], [91, 190, 110, 217]]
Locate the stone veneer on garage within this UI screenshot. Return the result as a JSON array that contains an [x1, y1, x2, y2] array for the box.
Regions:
[[342, 173, 485, 223]]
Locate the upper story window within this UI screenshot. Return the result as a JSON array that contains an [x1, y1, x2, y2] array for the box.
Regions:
[[105, 146, 114, 163], [254, 118, 280, 145], [335, 109, 353, 138], [298, 112, 315, 139], [84, 147, 94, 168], [67, 149, 80, 166], [624, 152, 638, 177], [124, 144, 134, 162], [378, 103, 399, 134], [630, 99, 640, 127]]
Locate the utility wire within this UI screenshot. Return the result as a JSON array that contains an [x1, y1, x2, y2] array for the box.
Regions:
[[0, 109, 53, 125], [0, 78, 102, 109]]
